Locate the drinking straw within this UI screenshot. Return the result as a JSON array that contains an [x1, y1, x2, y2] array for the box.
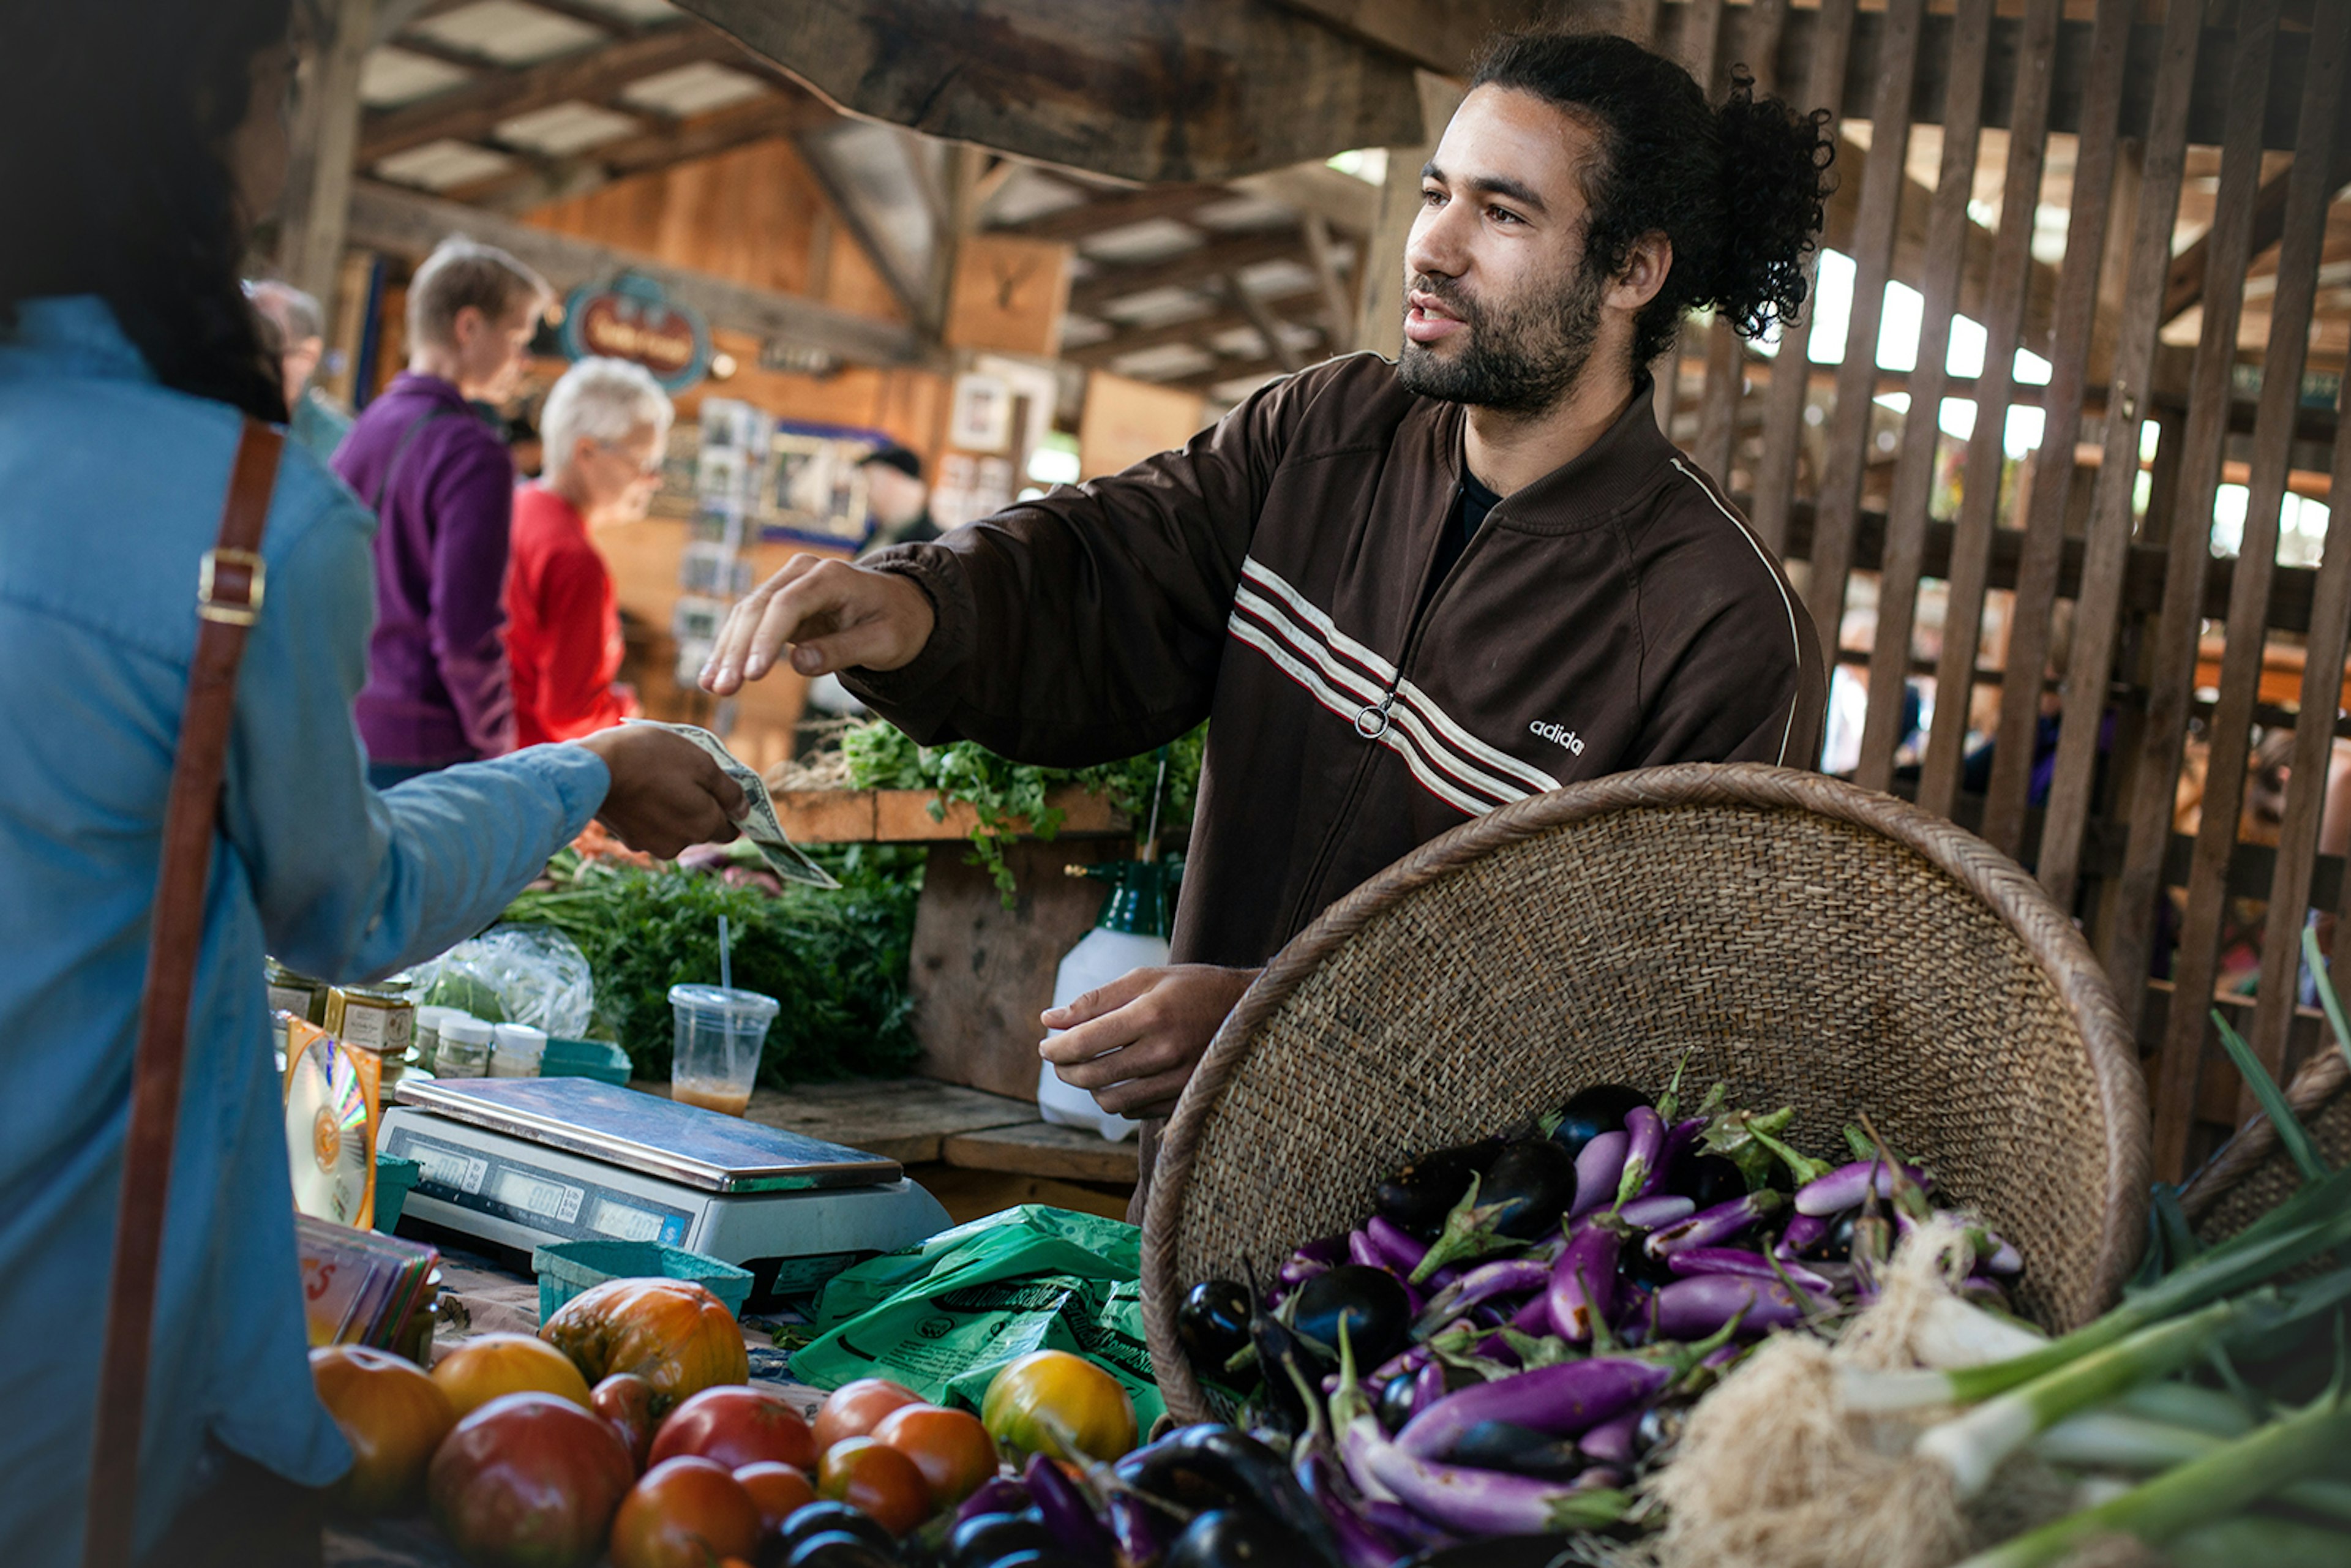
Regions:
[[718, 914, 732, 991]]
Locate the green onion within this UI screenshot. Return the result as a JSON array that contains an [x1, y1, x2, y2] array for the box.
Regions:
[[1953, 1390, 2351, 1568], [2165, 1513, 2351, 1568], [2211, 1007, 2328, 1184], [2303, 923, 2351, 1073], [2034, 1408, 2351, 1526]]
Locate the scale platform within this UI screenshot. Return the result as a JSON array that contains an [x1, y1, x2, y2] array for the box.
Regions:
[[382, 1076, 949, 1305]]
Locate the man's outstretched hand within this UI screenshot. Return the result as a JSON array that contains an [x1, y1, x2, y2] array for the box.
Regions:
[[576, 724, 748, 859], [699, 553, 936, 696], [1038, 964, 1262, 1120]]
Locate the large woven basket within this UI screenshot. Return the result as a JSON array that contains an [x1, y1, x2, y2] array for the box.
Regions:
[[2180, 1048, 2351, 1245], [1142, 763, 2149, 1424]]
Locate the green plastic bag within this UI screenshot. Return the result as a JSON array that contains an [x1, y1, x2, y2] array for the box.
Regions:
[[789, 1205, 1163, 1433]]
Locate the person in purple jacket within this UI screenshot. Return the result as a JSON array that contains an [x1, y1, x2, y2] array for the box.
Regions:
[[335, 237, 549, 787]]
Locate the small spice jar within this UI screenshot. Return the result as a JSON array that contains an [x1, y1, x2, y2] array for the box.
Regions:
[[435, 1016, 493, 1079], [489, 1022, 547, 1079]]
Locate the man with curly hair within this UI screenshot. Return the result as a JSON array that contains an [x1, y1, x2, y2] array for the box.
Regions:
[[702, 29, 1837, 1185]]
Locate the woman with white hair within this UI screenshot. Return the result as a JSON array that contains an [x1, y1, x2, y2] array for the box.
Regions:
[[506, 356, 672, 744]]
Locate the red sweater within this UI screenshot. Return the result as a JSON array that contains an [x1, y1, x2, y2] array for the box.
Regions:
[[504, 483, 636, 746]]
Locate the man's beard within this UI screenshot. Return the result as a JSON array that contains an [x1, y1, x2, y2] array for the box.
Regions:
[[1396, 257, 1610, 416]]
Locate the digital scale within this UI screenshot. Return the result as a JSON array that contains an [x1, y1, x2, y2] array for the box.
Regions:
[[381, 1076, 950, 1306]]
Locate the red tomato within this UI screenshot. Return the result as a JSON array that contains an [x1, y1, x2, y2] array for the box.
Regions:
[[812, 1378, 921, 1450], [609, 1456, 762, 1568], [648, 1385, 817, 1473], [980, 1351, 1137, 1463], [427, 1392, 635, 1568], [310, 1345, 456, 1514], [871, 1403, 999, 1507], [817, 1436, 932, 1537], [592, 1374, 658, 1471], [732, 1460, 817, 1536]]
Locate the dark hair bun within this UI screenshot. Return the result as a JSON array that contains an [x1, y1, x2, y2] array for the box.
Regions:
[[1706, 69, 1838, 339]]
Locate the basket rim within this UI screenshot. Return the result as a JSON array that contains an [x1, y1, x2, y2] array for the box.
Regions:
[[1140, 762, 2151, 1422]]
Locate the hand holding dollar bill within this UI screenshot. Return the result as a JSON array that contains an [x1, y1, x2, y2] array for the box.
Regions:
[[624, 720, 841, 889]]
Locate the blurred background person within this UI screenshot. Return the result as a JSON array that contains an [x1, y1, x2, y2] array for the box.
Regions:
[[507, 357, 667, 745], [246, 279, 348, 465], [334, 236, 549, 787], [857, 441, 939, 549]]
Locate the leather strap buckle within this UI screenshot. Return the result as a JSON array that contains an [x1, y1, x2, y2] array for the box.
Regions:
[[198, 547, 266, 626]]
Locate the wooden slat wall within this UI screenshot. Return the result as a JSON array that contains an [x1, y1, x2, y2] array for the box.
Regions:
[[1645, 1, 2351, 1180]]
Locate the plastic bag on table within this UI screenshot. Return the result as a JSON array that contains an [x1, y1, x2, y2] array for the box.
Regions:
[[407, 924, 594, 1038], [787, 1205, 1163, 1433]]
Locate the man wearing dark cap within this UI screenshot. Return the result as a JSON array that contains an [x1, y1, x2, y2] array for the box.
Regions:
[[859, 443, 939, 549]]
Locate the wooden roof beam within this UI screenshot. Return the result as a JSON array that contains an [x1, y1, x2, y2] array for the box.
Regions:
[[346, 178, 928, 366], [999, 183, 1228, 242], [2164, 141, 2351, 326], [1068, 228, 1305, 316], [360, 24, 735, 163], [1063, 283, 1325, 367], [446, 89, 837, 211]]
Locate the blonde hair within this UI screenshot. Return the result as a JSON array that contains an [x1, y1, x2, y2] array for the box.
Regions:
[[406, 235, 550, 350], [541, 357, 673, 481]]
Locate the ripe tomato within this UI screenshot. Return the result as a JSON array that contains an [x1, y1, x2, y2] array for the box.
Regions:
[[592, 1373, 658, 1470], [310, 1345, 455, 1513], [871, 1403, 998, 1507], [427, 1392, 635, 1568], [648, 1385, 817, 1473], [432, 1332, 593, 1419], [812, 1378, 921, 1451], [609, 1455, 762, 1568], [732, 1460, 817, 1535], [980, 1351, 1136, 1463], [816, 1436, 932, 1537]]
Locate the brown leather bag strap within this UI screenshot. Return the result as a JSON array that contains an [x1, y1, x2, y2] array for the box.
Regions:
[[85, 418, 283, 1568]]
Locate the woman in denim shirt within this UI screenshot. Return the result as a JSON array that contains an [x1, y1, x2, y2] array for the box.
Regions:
[[0, 7, 748, 1562]]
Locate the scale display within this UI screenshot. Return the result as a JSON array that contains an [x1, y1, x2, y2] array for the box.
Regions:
[[386, 1125, 692, 1247]]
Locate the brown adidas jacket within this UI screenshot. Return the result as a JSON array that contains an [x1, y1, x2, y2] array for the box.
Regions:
[[846, 352, 1826, 969]]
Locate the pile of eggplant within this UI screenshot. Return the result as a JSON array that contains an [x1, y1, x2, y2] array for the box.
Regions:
[[1168, 1078, 2025, 1561]]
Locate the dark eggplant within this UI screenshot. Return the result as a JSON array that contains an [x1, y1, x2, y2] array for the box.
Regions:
[[1378, 1370, 1422, 1433], [1165, 1510, 1314, 1568], [1290, 1265, 1413, 1368], [1119, 1424, 1343, 1567], [985, 1555, 1097, 1568], [955, 1477, 1034, 1525], [781, 1534, 899, 1568], [1107, 1491, 1180, 1566], [778, 1502, 898, 1556], [1670, 1153, 1749, 1210], [1177, 1280, 1254, 1378], [1634, 1404, 1684, 1458], [950, 1513, 1062, 1568], [1242, 1260, 1324, 1439], [1375, 1137, 1506, 1238], [1817, 1209, 1859, 1263], [1546, 1084, 1652, 1161], [1444, 1420, 1586, 1481], [1482, 1136, 1578, 1241]]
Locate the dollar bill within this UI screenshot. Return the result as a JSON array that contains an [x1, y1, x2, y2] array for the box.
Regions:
[[626, 720, 840, 890]]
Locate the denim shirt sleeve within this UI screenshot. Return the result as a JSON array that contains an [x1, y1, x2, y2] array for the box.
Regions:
[[219, 484, 607, 981]]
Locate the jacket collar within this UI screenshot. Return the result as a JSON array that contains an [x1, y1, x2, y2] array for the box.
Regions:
[[1430, 371, 1676, 533], [383, 370, 475, 410], [0, 296, 157, 383]]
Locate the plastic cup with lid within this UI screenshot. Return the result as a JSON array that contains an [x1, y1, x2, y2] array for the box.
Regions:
[[489, 1022, 547, 1079], [435, 1015, 492, 1079], [667, 985, 779, 1118]]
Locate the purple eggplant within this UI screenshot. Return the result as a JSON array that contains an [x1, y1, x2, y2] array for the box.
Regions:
[[1665, 1246, 1833, 1296], [953, 1475, 1032, 1524], [1396, 1357, 1670, 1460], [1347, 1229, 1383, 1270], [1775, 1212, 1829, 1258], [1546, 1084, 1651, 1161], [1120, 1424, 1343, 1567], [1618, 1106, 1665, 1202], [1377, 1359, 1449, 1431], [1618, 1195, 1697, 1231], [1567, 1131, 1629, 1220], [1507, 1291, 1553, 1336], [1376, 1136, 1506, 1239], [1638, 1116, 1706, 1198], [1024, 1450, 1116, 1561], [1577, 1409, 1641, 1468], [1793, 1158, 1930, 1216], [1108, 1490, 1177, 1565], [948, 1511, 1062, 1563], [1295, 1447, 1410, 1568], [1362, 1498, 1457, 1553], [1412, 1257, 1551, 1338], [1644, 1188, 1784, 1258], [1547, 1223, 1621, 1343], [1366, 1215, 1430, 1275], [1280, 1254, 1333, 1288], [1348, 1418, 1632, 1537], [1652, 1274, 1820, 1338]]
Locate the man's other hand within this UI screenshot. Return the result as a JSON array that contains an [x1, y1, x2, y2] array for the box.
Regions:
[[576, 725, 748, 858], [699, 554, 936, 696], [1038, 964, 1262, 1120]]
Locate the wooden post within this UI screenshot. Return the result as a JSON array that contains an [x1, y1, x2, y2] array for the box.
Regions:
[[1355, 71, 1464, 359], [277, 0, 376, 314]]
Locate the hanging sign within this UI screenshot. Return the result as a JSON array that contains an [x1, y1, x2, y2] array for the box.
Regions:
[[560, 271, 710, 392]]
